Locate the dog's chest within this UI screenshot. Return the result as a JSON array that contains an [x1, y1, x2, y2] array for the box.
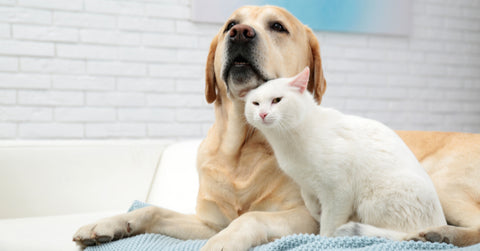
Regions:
[[200, 152, 301, 219], [197, 129, 304, 221]]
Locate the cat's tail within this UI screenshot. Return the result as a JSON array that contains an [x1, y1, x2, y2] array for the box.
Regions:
[[334, 222, 409, 241]]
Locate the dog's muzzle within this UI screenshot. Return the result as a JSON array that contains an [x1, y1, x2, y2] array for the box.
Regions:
[[222, 24, 269, 98]]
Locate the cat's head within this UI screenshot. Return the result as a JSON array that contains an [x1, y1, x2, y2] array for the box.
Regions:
[[245, 67, 311, 131]]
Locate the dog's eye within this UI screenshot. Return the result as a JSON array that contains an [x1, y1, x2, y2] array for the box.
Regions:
[[272, 97, 282, 104], [252, 101, 259, 106], [225, 21, 236, 32], [271, 22, 287, 33]]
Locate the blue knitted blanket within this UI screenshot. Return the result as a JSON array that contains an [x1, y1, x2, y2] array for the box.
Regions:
[[85, 201, 479, 251]]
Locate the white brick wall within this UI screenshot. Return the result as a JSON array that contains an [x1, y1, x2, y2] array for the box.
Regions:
[[0, 0, 478, 139], [320, 0, 480, 133]]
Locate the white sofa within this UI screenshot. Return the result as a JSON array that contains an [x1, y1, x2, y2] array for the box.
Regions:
[[0, 139, 202, 251]]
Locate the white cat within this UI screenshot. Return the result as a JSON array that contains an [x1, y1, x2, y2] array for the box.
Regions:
[[244, 67, 446, 238]]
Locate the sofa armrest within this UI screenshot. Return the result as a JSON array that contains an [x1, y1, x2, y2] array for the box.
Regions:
[[146, 139, 202, 215]]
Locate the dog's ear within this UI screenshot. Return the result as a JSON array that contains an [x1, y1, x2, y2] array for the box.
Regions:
[[305, 27, 327, 104], [205, 34, 218, 104]]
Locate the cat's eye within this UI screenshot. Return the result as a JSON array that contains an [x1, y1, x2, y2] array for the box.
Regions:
[[272, 97, 282, 104], [252, 101, 259, 106]]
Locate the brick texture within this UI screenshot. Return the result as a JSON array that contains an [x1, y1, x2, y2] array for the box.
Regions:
[[0, 0, 478, 139]]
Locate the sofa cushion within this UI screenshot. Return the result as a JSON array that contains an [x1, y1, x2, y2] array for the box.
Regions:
[[0, 211, 122, 251], [0, 140, 171, 219]]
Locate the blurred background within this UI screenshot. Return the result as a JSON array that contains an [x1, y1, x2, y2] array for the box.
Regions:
[[0, 0, 478, 140]]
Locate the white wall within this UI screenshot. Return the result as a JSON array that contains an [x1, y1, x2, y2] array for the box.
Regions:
[[321, 0, 480, 133], [0, 0, 478, 140]]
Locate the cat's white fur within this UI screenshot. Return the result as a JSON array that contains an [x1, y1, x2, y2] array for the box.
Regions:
[[244, 67, 447, 238]]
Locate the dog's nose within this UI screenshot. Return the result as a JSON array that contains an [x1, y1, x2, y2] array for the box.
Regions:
[[229, 24, 256, 43]]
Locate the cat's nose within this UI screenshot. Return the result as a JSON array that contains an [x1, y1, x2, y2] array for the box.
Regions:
[[259, 112, 268, 120]]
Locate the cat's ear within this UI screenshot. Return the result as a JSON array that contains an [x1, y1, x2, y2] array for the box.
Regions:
[[289, 67, 310, 94]]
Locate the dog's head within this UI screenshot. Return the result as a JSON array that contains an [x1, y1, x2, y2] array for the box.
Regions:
[[205, 5, 326, 104]]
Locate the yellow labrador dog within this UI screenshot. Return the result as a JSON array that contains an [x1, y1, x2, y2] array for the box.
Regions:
[[74, 5, 480, 249]]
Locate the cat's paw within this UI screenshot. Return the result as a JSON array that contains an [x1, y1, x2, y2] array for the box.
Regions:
[[333, 222, 361, 237]]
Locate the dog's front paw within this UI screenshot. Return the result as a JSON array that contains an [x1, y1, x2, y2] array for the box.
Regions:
[[200, 231, 251, 251], [201, 238, 243, 251], [73, 216, 133, 247]]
